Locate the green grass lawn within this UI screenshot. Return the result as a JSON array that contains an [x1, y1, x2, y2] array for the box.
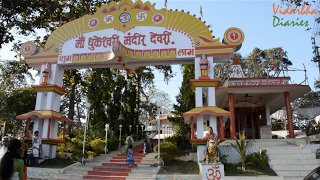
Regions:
[[158, 161, 277, 176], [35, 158, 76, 168], [224, 163, 277, 176]]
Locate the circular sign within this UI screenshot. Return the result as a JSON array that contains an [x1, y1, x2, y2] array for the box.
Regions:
[[152, 13, 164, 24], [21, 42, 36, 56], [223, 27, 244, 45], [136, 12, 147, 21], [88, 18, 99, 28], [119, 12, 131, 23], [104, 15, 114, 24]]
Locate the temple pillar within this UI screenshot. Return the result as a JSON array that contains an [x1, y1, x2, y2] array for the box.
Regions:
[[191, 117, 195, 139], [207, 87, 216, 106], [228, 93, 236, 139], [284, 91, 294, 138], [265, 105, 271, 126], [209, 115, 217, 134], [219, 116, 225, 140]]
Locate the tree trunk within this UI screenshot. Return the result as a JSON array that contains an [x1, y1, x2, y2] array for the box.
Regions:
[[66, 84, 76, 135]]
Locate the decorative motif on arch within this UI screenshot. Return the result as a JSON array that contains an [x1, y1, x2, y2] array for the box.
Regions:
[[20, 0, 244, 67]]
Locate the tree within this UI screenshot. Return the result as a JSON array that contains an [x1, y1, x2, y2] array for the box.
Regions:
[[0, 60, 35, 136], [139, 88, 173, 123], [1, 0, 123, 49], [241, 47, 292, 78], [0, 87, 37, 136], [170, 65, 195, 149], [229, 131, 253, 171]]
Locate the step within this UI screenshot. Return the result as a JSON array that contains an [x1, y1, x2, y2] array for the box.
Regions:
[[269, 159, 320, 165], [271, 164, 319, 171], [110, 159, 142, 163], [126, 177, 156, 180], [276, 170, 311, 177], [128, 172, 155, 177], [265, 148, 312, 154], [102, 162, 137, 167], [55, 173, 84, 180], [87, 170, 130, 176], [112, 156, 144, 160], [93, 166, 132, 172], [283, 177, 306, 180], [268, 153, 315, 160], [117, 154, 145, 157], [83, 175, 127, 180], [225, 177, 284, 180]]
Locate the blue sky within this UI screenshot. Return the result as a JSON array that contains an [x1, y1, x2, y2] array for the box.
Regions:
[[151, 0, 319, 104], [0, 0, 319, 106]]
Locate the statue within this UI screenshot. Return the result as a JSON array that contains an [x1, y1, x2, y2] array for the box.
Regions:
[[42, 62, 51, 84], [199, 54, 210, 76], [112, 40, 120, 51], [205, 138, 220, 164]]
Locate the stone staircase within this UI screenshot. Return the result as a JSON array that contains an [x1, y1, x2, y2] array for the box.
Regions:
[[258, 140, 319, 180], [52, 141, 159, 180]]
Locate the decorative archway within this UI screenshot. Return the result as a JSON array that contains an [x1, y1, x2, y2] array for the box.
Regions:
[[18, 0, 244, 160]]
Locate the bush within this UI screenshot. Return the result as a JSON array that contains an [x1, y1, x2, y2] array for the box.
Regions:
[[89, 138, 105, 154], [154, 141, 179, 163], [165, 135, 179, 144], [245, 150, 269, 169], [272, 134, 278, 139], [107, 138, 120, 151]]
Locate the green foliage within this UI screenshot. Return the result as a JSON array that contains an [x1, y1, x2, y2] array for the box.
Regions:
[[228, 131, 253, 171], [154, 141, 179, 163], [170, 65, 194, 150], [107, 139, 120, 151], [241, 47, 292, 78], [272, 134, 278, 139], [89, 138, 105, 155], [220, 154, 228, 164], [245, 150, 269, 169], [165, 135, 179, 144]]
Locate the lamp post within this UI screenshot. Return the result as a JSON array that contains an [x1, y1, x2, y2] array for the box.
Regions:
[[136, 125, 139, 141], [129, 124, 132, 132], [141, 125, 144, 140], [161, 124, 166, 142], [156, 101, 162, 166], [105, 124, 109, 154], [119, 124, 122, 149], [82, 102, 91, 165]]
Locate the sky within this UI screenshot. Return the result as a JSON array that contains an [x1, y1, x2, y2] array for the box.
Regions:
[[0, 0, 319, 106]]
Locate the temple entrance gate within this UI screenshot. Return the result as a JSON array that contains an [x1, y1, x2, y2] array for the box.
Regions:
[[18, 0, 245, 176]]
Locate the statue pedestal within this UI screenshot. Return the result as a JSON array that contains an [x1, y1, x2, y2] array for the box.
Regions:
[[199, 162, 225, 180]]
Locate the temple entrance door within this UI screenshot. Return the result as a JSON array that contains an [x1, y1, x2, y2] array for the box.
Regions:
[[235, 107, 264, 139]]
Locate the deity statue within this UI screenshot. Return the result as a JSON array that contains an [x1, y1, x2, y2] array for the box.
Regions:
[[199, 54, 210, 76], [42, 62, 51, 84], [112, 40, 120, 51]]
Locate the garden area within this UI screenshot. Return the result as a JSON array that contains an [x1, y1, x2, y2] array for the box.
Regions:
[[156, 132, 277, 176]]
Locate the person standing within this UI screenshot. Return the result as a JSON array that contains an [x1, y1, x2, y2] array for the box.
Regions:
[[0, 136, 9, 161], [126, 144, 134, 168], [122, 132, 134, 154], [143, 139, 150, 155], [32, 131, 42, 167], [26, 143, 33, 166], [0, 139, 25, 180]]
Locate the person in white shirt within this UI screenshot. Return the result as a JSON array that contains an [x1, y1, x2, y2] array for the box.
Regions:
[[0, 136, 9, 161]]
